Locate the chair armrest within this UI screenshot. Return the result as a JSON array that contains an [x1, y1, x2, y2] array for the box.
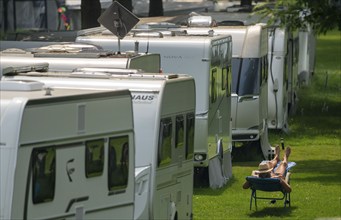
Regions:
[[285, 172, 291, 183]]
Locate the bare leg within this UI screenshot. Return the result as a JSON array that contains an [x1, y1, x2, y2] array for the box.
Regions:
[[274, 147, 291, 178]]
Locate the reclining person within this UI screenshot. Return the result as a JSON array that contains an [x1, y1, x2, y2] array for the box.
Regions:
[[243, 146, 292, 193]]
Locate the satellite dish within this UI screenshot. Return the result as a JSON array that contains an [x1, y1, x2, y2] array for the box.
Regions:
[[97, 1, 140, 39]]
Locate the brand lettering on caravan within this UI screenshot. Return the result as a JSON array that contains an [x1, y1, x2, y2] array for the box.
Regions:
[[132, 94, 155, 103]]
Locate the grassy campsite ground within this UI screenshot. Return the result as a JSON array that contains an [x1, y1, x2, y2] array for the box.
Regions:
[[192, 30, 341, 219]]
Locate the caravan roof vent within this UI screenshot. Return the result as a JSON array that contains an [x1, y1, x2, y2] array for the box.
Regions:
[[73, 67, 141, 75], [31, 43, 107, 58], [187, 16, 215, 27], [0, 80, 44, 91], [0, 48, 32, 56], [2, 63, 49, 76], [34, 43, 103, 53], [135, 22, 180, 30], [132, 31, 165, 38]]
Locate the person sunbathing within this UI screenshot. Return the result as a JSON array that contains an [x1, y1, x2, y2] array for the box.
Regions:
[[243, 146, 292, 193]]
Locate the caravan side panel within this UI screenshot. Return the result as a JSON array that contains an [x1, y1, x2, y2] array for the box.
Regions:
[[10, 91, 135, 220]]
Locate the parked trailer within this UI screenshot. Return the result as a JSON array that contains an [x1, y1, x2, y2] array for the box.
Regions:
[[166, 16, 271, 159], [76, 28, 233, 188], [0, 43, 161, 76], [0, 80, 135, 219], [2, 67, 196, 220], [193, 12, 300, 123]]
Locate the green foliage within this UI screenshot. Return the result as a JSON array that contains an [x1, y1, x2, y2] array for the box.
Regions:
[[253, 0, 341, 34], [192, 30, 341, 219]]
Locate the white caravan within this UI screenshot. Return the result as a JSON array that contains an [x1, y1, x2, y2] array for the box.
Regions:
[[0, 80, 135, 219], [0, 43, 160, 76], [169, 16, 271, 158], [2, 67, 196, 220], [76, 28, 233, 188]]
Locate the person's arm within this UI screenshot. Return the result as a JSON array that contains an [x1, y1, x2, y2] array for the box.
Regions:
[[251, 170, 259, 177]]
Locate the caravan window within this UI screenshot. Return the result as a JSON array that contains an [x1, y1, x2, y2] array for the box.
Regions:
[[186, 113, 195, 159], [108, 136, 129, 191], [283, 56, 288, 90], [176, 115, 184, 149], [85, 139, 104, 178], [232, 58, 260, 95], [222, 67, 228, 91], [32, 147, 56, 204], [210, 68, 218, 103], [223, 66, 232, 96], [158, 118, 172, 167], [261, 56, 268, 85]]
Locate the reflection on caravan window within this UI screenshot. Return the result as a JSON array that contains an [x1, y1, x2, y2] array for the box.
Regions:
[[186, 113, 195, 159], [283, 56, 288, 90], [158, 118, 172, 167], [32, 147, 56, 204], [176, 115, 184, 149], [85, 139, 104, 178], [261, 56, 268, 85], [223, 66, 232, 96], [108, 136, 129, 191], [211, 68, 218, 103], [232, 58, 260, 95], [222, 67, 227, 91]]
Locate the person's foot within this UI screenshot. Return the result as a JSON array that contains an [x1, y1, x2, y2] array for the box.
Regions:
[[285, 146, 291, 159]]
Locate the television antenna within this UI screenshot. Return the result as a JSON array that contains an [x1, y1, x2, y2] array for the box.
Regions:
[[97, 1, 140, 54]]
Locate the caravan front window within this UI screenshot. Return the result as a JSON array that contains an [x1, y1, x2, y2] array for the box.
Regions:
[[85, 139, 104, 178], [32, 147, 56, 204], [232, 58, 260, 95], [108, 136, 129, 191], [158, 118, 172, 167], [224, 66, 232, 96], [175, 115, 184, 149], [211, 68, 218, 103]]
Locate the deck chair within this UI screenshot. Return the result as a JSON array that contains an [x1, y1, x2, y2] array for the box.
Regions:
[[246, 161, 296, 210]]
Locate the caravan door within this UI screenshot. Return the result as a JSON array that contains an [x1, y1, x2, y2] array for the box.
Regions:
[[231, 57, 260, 141]]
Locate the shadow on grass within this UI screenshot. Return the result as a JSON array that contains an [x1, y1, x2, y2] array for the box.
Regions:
[[232, 141, 265, 162], [292, 159, 341, 184], [194, 176, 237, 196], [248, 206, 297, 218]]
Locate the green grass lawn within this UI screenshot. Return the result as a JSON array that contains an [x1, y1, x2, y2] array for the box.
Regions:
[[192, 30, 341, 219]]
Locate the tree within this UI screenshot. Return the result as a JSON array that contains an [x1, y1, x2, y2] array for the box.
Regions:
[[253, 0, 341, 34], [116, 0, 133, 12], [81, 0, 101, 29], [149, 0, 164, 17]]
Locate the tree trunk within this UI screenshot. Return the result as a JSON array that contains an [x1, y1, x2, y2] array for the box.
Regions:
[[149, 0, 163, 17], [81, 0, 101, 29], [115, 0, 133, 12], [240, 0, 252, 6]]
